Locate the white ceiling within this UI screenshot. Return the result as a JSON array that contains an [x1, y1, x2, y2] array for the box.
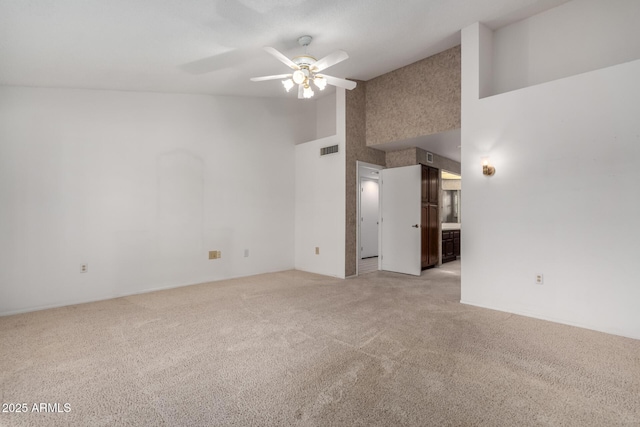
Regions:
[[1, 0, 570, 98]]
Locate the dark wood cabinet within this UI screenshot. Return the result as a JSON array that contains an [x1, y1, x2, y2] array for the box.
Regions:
[[421, 205, 428, 266], [427, 204, 439, 266], [428, 167, 439, 205], [421, 165, 439, 269], [421, 167, 428, 201], [442, 230, 460, 263]]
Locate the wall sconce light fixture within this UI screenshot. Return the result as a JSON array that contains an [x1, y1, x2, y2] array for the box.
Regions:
[[482, 159, 495, 176]]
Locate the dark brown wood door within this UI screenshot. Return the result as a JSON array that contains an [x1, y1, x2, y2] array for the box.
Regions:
[[421, 205, 428, 267], [421, 167, 428, 201], [420, 165, 440, 269], [444, 240, 454, 257], [428, 204, 439, 266], [428, 167, 439, 205], [453, 230, 461, 257]]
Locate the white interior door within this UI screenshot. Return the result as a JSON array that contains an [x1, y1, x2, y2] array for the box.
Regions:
[[360, 179, 379, 258], [380, 165, 421, 276]]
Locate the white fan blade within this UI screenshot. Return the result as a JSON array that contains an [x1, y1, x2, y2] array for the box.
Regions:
[[250, 74, 292, 82], [317, 74, 357, 90], [298, 84, 304, 99], [263, 47, 299, 70], [311, 50, 349, 72]]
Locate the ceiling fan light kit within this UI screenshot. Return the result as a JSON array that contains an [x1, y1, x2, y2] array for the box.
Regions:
[[314, 76, 327, 90], [250, 35, 356, 99], [282, 79, 295, 92], [292, 69, 306, 84]]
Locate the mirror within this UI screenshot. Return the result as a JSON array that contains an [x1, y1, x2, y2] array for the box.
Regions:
[[442, 190, 460, 223], [441, 171, 461, 224]]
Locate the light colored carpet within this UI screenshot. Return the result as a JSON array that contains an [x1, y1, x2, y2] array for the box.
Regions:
[[1, 261, 639, 426]]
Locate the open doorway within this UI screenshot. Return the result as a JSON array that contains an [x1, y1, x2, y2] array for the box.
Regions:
[[441, 170, 461, 264], [357, 161, 384, 275]]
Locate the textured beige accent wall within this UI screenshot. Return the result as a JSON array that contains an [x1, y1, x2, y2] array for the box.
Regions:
[[366, 46, 461, 146], [385, 148, 461, 174], [345, 81, 386, 277], [442, 179, 462, 191], [385, 148, 418, 168], [416, 148, 461, 175]]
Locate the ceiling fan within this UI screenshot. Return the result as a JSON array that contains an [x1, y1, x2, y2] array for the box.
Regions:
[[250, 35, 357, 99]]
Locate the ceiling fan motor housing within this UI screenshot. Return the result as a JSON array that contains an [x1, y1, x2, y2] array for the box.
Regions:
[[292, 54, 315, 85], [292, 55, 316, 67]]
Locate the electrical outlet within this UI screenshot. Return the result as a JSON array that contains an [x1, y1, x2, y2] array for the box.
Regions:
[[244, 249, 249, 258], [80, 263, 88, 273], [209, 251, 221, 260], [535, 273, 543, 284], [315, 247, 320, 255]]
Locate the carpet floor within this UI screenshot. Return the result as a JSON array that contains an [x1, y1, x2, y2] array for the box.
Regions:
[[1, 261, 639, 426]]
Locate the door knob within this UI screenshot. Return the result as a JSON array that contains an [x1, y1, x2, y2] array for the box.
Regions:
[[412, 224, 420, 228]]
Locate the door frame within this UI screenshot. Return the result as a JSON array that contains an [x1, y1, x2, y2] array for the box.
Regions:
[[356, 161, 384, 276], [440, 169, 462, 265]]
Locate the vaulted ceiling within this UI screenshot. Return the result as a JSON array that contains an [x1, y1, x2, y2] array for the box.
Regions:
[[1, 0, 570, 98]]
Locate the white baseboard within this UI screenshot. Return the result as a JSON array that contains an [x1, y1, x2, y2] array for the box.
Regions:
[[460, 299, 639, 341], [0, 268, 294, 317]]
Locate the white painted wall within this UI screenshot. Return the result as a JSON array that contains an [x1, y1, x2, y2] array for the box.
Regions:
[[462, 19, 640, 339], [315, 92, 337, 140], [0, 86, 316, 315], [294, 89, 346, 278], [492, 0, 640, 95]]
